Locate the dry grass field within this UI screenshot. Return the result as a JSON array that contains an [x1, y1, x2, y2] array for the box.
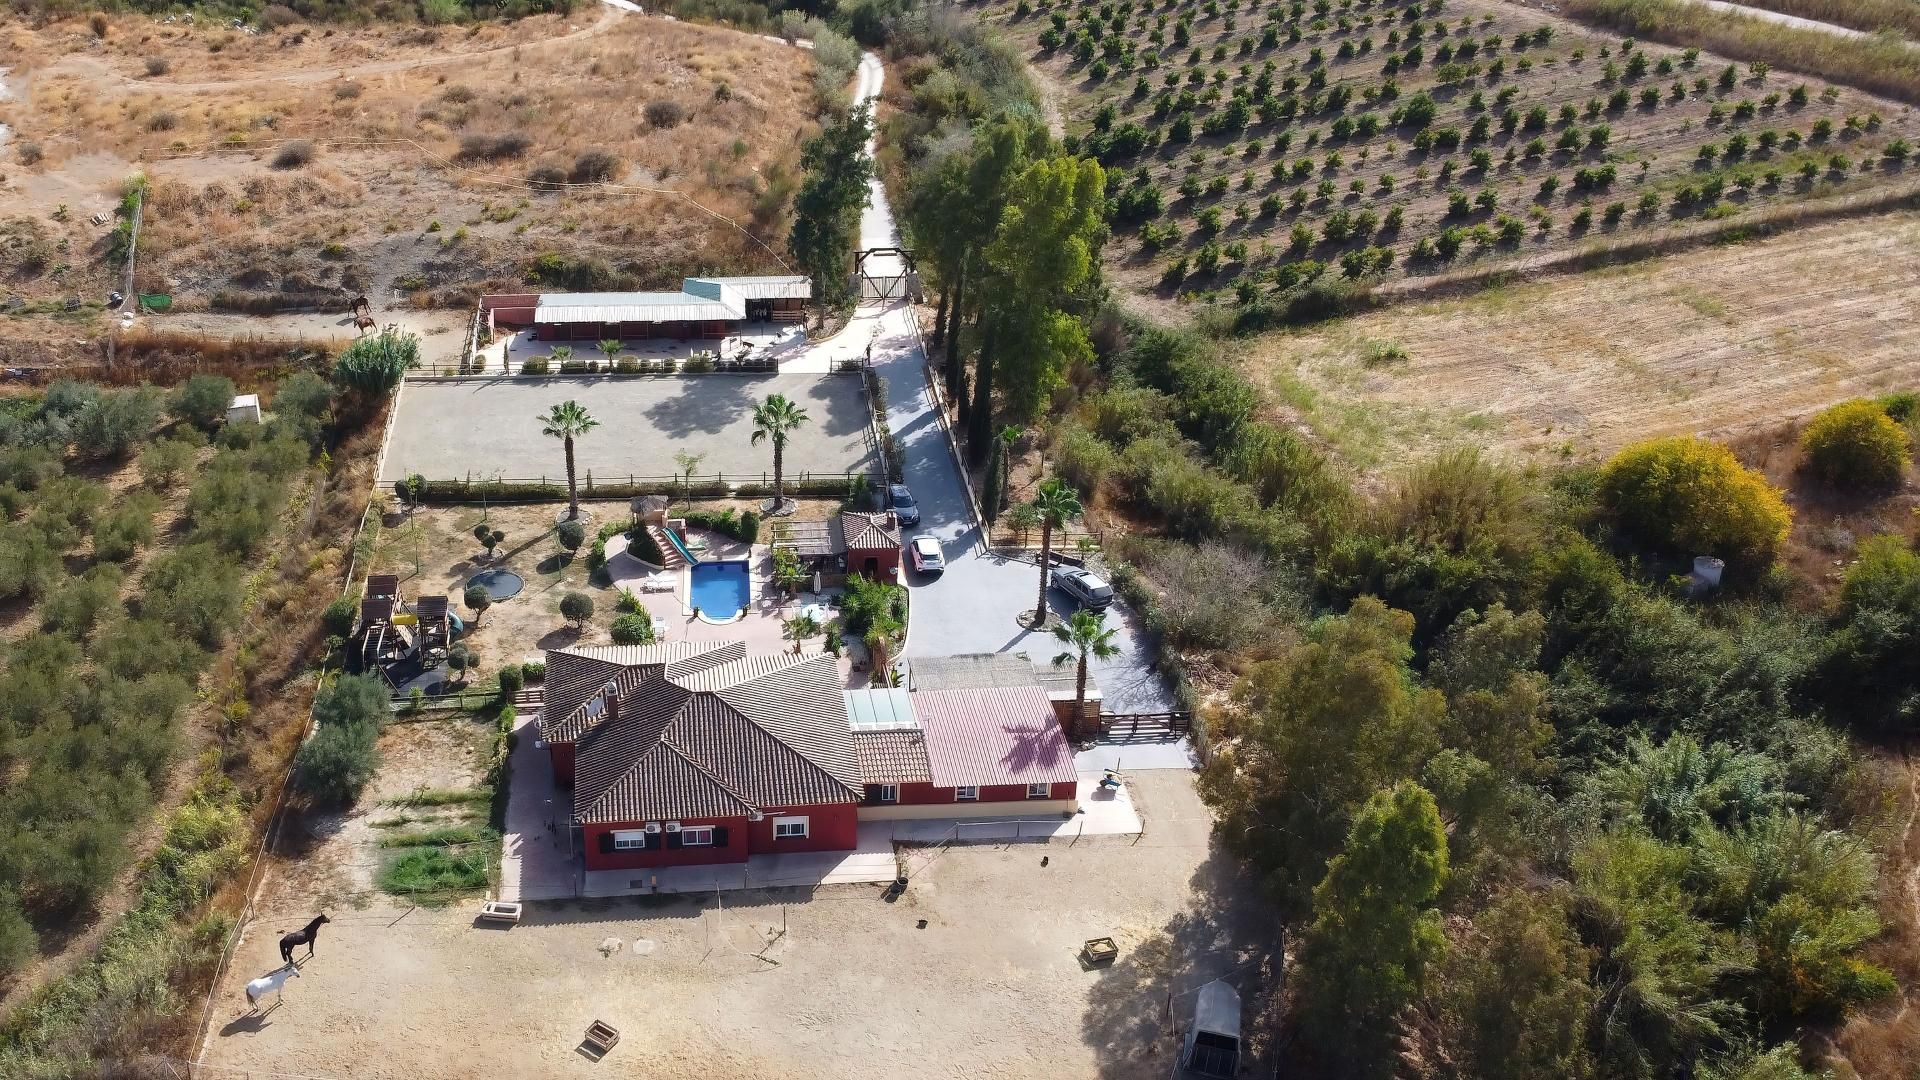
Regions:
[[1238, 209, 1920, 469], [969, 0, 1920, 308], [0, 8, 818, 322]]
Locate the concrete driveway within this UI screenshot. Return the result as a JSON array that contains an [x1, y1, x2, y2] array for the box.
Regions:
[[843, 54, 1173, 716]]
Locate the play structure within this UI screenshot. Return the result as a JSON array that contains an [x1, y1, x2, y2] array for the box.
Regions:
[[351, 575, 462, 690]]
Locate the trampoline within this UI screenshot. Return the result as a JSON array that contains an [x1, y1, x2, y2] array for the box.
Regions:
[[468, 568, 525, 602]]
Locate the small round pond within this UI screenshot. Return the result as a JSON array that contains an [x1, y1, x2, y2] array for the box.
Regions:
[[467, 568, 525, 602], [688, 560, 750, 621]]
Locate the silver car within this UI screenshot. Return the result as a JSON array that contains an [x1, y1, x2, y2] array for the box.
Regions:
[[1050, 566, 1114, 610]]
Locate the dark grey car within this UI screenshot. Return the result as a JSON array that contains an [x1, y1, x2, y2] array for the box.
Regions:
[[888, 483, 920, 527]]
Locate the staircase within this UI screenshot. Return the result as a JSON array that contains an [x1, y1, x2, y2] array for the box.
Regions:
[[647, 525, 687, 570]]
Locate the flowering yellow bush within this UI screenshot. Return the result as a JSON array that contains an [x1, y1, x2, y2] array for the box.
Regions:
[[1599, 436, 1792, 567], [1800, 399, 1911, 491]]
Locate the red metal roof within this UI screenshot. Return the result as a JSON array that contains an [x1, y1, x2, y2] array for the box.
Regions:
[[912, 687, 1078, 789]]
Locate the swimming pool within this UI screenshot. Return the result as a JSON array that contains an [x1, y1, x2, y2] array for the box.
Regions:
[[688, 560, 751, 621]]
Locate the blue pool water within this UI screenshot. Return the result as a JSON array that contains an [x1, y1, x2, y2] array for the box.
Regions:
[[689, 560, 750, 619]]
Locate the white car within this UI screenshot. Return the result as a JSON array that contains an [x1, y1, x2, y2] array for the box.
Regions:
[[909, 535, 945, 575]]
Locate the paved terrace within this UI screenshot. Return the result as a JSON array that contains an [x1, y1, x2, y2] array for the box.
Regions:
[[380, 372, 877, 484]]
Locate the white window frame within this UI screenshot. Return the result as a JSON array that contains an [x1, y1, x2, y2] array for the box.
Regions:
[[955, 786, 979, 802], [679, 826, 715, 847], [1026, 783, 1052, 799], [612, 830, 647, 850], [877, 784, 899, 804], [772, 816, 809, 839]]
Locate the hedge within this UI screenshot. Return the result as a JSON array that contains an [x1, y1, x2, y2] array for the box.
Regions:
[[411, 476, 869, 505]]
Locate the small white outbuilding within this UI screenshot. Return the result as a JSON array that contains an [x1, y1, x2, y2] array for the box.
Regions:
[[227, 393, 261, 425]]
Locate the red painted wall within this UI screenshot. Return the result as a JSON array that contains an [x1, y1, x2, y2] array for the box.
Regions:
[[581, 803, 860, 870], [582, 815, 748, 871], [549, 742, 576, 786], [869, 781, 1075, 807], [744, 803, 858, 855]]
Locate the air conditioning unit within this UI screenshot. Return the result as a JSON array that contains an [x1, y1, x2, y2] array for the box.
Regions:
[[747, 812, 765, 822], [663, 822, 681, 833], [643, 822, 662, 834]]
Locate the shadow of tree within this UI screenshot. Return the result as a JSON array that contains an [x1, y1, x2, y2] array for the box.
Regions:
[[1079, 846, 1285, 1079]]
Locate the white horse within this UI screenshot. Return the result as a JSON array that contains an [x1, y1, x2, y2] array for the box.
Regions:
[[244, 964, 300, 1011]]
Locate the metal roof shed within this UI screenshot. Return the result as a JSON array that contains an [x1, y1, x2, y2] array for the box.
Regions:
[[1182, 980, 1242, 1079]]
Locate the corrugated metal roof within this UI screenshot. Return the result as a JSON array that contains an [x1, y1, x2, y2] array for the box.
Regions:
[[529, 276, 807, 326], [909, 653, 1041, 692], [708, 275, 811, 300], [845, 688, 917, 729], [913, 687, 1079, 788], [852, 729, 933, 785]]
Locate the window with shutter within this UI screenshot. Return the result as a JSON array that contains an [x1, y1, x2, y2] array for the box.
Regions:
[[665, 830, 683, 849], [711, 826, 729, 847]]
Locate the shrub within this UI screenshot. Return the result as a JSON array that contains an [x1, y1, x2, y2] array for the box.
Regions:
[[1801, 399, 1911, 490], [569, 150, 622, 184], [143, 56, 171, 76], [463, 584, 493, 624], [497, 664, 524, 695], [93, 491, 160, 561], [168, 373, 236, 431], [555, 518, 587, 555], [314, 672, 391, 731], [295, 719, 380, 805], [333, 332, 419, 401], [560, 591, 594, 627], [644, 100, 690, 128], [70, 386, 164, 461], [321, 594, 359, 638], [455, 132, 531, 162], [0, 888, 37, 979], [610, 612, 655, 645], [1599, 436, 1792, 567], [521, 661, 546, 683], [271, 141, 316, 170], [446, 643, 476, 683]]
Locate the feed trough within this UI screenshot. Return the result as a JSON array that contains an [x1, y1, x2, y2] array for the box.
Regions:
[[1081, 937, 1119, 966], [467, 568, 525, 602]]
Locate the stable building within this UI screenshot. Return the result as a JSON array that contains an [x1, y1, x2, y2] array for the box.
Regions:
[[482, 276, 810, 343]]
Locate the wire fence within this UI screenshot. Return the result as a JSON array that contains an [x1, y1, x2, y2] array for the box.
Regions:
[[404, 469, 882, 504]]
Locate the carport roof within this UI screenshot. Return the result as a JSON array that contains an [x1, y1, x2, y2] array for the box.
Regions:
[[913, 687, 1078, 789]]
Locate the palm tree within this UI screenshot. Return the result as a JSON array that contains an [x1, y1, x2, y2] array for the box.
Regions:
[[996, 425, 1022, 511], [750, 393, 811, 513], [537, 400, 600, 521], [1029, 477, 1084, 626], [1053, 609, 1120, 736], [597, 338, 624, 369], [783, 614, 821, 654], [548, 344, 574, 367]]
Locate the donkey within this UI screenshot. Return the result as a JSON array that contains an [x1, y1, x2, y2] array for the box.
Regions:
[[279, 914, 330, 966], [244, 964, 299, 1010]]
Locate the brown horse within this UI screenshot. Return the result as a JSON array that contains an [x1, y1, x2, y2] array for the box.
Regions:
[[279, 914, 330, 965]]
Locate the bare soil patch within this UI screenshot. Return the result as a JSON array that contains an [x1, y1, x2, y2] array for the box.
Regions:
[[1239, 210, 1920, 469], [202, 769, 1282, 1080]]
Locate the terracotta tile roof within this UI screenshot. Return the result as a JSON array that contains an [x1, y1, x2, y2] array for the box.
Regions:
[[570, 652, 862, 825], [540, 642, 741, 744], [839, 511, 900, 552], [913, 687, 1079, 788], [852, 729, 933, 785]]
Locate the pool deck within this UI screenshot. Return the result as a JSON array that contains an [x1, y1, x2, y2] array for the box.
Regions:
[[604, 529, 869, 679]]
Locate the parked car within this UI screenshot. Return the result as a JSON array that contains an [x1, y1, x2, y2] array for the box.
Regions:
[[888, 484, 920, 527], [1050, 566, 1114, 610], [909, 535, 945, 575]]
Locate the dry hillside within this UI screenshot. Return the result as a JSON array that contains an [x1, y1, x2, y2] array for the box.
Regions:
[[0, 8, 818, 328]]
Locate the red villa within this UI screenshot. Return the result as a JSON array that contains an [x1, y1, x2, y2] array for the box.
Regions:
[[539, 644, 1082, 871]]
